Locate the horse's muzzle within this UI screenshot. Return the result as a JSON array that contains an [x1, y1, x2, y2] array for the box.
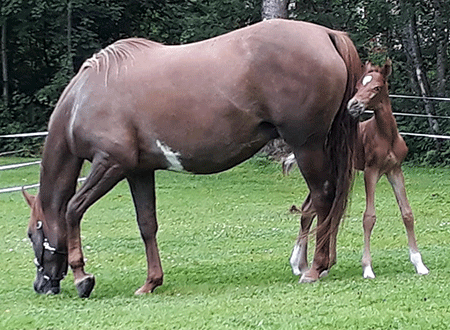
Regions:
[[347, 99, 366, 118], [33, 272, 61, 295]]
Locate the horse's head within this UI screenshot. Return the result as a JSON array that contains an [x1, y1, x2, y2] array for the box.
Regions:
[[347, 59, 392, 117], [23, 190, 68, 295]]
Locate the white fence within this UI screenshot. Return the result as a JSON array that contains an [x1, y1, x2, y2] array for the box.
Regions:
[[1, 94, 449, 193]]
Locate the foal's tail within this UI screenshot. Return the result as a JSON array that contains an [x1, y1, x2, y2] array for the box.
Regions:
[[319, 31, 362, 249]]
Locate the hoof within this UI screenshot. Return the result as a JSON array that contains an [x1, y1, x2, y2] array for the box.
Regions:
[[75, 274, 95, 298], [319, 270, 329, 278], [292, 268, 302, 276], [415, 263, 429, 275], [362, 265, 376, 279], [134, 287, 149, 295], [135, 279, 163, 295], [299, 274, 318, 283]]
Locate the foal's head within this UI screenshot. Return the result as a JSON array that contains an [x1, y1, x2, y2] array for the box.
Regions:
[[347, 59, 392, 117], [23, 190, 68, 295]]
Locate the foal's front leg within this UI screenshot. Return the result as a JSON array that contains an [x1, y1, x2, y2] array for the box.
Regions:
[[361, 168, 378, 279], [127, 172, 164, 294]]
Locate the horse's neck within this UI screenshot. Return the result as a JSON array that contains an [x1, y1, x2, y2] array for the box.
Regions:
[[38, 131, 81, 217], [373, 98, 398, 142]]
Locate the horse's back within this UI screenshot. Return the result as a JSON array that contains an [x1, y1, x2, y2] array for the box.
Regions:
[[55, 19, 351, 173]]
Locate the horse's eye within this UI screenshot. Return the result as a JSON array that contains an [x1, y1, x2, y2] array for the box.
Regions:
[[374, 86, 381, 92], [36, 221, 43, 230]]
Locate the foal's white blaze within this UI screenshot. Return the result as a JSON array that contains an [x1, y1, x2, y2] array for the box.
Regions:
[[156, 140, 184, 172], [362, 75, 373, 86], [410, 250, 429, 275]]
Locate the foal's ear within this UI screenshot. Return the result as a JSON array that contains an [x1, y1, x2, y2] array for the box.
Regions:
[[364, 60, 373, 71], [22, 189, 36, 208], [382, 59, 392, 78]]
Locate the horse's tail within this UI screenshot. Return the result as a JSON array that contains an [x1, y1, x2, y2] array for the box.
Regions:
[[318, 31, 362, 251]]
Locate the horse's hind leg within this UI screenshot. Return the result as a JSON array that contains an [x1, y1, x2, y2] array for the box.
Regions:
[[127, 172, 164, 294], [387, 167, 429, 275], [66, 154, 125, 297], [290, 194, 315, 276], [294, 148, 335, 283]]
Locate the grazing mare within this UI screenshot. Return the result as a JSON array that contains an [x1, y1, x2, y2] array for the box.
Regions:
[[288, 60, 429, 279], [23, 19, 363, 298]]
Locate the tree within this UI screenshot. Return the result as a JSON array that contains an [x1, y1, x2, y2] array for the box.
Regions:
[[1, 20, 7, 107], [262, 0, 289, 20], [0, 0, 448, 163], [397, 0, 444, 150], [432, 0, 449, 97], [259, 0, 292, 159]]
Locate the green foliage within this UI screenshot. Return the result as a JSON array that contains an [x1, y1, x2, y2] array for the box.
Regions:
[[0, 0, 449, 163], [1, 158, 450, 328]]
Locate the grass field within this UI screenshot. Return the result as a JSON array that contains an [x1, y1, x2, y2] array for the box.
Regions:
[[1, 156, 450, 329]]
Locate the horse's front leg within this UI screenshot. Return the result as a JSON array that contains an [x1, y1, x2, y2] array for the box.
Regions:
[[290, 194, 315, 276], [66, 156, 125, 297], [386, 167, 429, 275], [127, 171, 164, 294]]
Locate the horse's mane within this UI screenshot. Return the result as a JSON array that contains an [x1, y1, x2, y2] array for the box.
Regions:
[[80, 38, 162, 74]]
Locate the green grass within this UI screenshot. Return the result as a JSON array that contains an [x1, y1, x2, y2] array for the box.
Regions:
[[1, 156, 450, 329]]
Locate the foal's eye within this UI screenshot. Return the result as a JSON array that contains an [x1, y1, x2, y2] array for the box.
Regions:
[[374, 86, 381, 92]]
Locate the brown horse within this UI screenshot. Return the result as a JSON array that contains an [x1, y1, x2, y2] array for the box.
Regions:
[[23, 19, 363, 298], [288, 60, 429, 279]]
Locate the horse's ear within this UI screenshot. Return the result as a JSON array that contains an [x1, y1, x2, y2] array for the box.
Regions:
[[22, 189, 35, 208], [382, 59, 392, 78]]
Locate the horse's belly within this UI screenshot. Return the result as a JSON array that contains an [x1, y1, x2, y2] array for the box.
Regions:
[[146, 123, 272, 174]]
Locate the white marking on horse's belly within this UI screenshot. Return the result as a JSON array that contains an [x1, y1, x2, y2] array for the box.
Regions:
[[156, 140, 185, 172]]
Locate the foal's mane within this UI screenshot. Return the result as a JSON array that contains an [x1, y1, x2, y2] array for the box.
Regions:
[[81, 38, 162, 74]]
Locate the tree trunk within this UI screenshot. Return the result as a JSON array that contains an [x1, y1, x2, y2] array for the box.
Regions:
[[67, 0, 74, 73], [262, 0, 289, 20], [433, 0, 448, 97], [400, 1, 441, 149], [1, 21, 8, 107], [259, 0, 291, 159]]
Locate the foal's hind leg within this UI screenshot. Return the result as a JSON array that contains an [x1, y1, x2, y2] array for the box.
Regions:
[[66, 155, 125, 297], [127, 172, 164, 294], [290, 194, 315, 276], [386, 167, 429, 275]]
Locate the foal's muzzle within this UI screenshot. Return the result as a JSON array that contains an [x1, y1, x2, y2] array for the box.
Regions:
[[347, 99, 366, 118]]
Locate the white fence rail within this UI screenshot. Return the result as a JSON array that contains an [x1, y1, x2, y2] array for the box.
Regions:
[[1, 93, 449, 193]]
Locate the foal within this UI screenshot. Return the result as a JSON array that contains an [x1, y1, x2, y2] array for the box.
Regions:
[[288, 60, 429, 279]]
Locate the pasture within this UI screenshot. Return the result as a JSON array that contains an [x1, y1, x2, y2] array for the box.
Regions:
[[1, 156, 450, 329]]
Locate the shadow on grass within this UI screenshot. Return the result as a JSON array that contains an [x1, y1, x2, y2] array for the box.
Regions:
[[81, 256, 296, 299], [56, 245, 447, 299]]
